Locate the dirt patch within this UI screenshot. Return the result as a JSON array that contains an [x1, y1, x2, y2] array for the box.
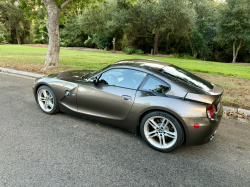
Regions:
[[236, 63, 250, 66], [61, 47, 126, 54], [194, 72, 250, 110], [20, 44, 172, 57], [21, 44, 126, 54], [17, 44, 49, 48], [0, 63, 73, 75]]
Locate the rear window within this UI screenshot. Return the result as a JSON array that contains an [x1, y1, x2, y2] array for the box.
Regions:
[[159, 65, 214, 91]]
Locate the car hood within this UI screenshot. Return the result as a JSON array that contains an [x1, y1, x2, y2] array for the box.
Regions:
[[47, 70, 92, 82]]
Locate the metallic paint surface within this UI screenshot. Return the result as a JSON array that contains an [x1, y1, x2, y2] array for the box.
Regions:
[[77, 83, 136, 120], [33, 59, 224, 146]]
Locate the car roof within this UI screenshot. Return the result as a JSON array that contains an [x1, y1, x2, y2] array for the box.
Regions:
[[111, 59, 170, 71]]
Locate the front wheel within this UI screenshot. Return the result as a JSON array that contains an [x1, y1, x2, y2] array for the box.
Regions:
[[140, 111, 184, 152], [36, 85, 59, 114]]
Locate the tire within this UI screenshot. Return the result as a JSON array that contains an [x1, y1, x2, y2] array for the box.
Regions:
[[140, 111, 184, 153], [36, 85, 59, 114]]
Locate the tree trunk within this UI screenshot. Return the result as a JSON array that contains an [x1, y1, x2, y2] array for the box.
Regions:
[[165, 33, 169, 53], [232, 40, 243, 63], [153, 32, 159, 55], [16, 27, 21, 45], [175, 36, 184, 54], [193, 51, 198, 58], [188, 37, 197, 58], [43, 0, 60, 69]]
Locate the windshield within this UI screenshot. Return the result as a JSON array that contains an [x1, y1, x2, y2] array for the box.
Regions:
[[83, 65, 111, 80], [159, 65, 214, 91]]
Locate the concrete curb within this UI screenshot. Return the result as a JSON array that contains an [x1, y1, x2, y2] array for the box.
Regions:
[[1, 66, 250, 115], [0, 67, 44, 78], [223, 106, 250, 115]]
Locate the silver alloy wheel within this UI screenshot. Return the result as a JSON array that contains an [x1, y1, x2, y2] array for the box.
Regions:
[[37, 89, 54, 112], [144, 116, 177, 149]]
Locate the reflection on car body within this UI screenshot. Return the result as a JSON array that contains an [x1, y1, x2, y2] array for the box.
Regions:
[[33, 59, 224, 152]]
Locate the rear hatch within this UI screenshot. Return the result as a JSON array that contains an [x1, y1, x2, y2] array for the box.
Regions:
[[185, 84, 223, 105], [159, 65, 224, 106]]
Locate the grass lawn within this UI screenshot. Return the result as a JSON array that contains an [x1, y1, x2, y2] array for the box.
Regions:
[[1, 45, 250, 110], [1, 45, 250, 80]]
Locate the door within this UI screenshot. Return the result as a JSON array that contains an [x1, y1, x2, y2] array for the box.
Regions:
[[77, 68, 147, 120]]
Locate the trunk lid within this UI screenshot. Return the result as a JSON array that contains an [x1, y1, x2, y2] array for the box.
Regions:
[[185, 84, 224, 105]]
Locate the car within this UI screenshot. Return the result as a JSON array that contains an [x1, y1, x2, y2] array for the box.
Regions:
[[32, 59, 223, 152]]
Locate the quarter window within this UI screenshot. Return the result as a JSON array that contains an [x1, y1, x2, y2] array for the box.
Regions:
[[139, 75, 169, 95], [99, 69, 147, 90]]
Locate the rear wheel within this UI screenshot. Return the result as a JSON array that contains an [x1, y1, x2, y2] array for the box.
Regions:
[[140, 111, 184, 152], [36, 85, 59, 114]]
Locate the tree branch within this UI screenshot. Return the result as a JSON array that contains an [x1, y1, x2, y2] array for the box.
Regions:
[[236, 39, 243, 54], [158, 31, 170, 45], [158, 35, 165, 45], [61, 0, 74, 9], [238, 39, 243, 49]]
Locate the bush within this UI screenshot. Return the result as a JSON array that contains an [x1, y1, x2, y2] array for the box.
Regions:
[[60, 14, 87, 47], [158, 51, 167, 55], [84, 36, 94, 47], [0, 33, 7, 44], [135, 49, 144, 55], [173, 53, 197, 60], [123, 47, 135, 54], [84, 34, 112, 49], [60, 39, 68, 47], [33, 39, 42, 44]]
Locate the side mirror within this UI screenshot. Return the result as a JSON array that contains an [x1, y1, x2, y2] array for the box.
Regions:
[[93, 74, 101, 85]]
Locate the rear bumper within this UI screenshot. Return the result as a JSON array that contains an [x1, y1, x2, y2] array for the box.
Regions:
[[184, 105, 223, 146]]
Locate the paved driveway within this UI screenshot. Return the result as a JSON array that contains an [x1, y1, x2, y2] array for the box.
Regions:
[[0, 73, 250, 187]]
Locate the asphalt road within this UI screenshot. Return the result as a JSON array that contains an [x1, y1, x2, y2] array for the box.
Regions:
[[0, 72, 250, 187]]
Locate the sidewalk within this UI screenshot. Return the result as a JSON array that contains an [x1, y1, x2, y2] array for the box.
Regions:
[[0, 67, 44, 78]]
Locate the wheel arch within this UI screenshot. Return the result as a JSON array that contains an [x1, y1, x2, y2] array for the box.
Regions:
[[34, 83, 55, 102], [137, 108, 188, 143]]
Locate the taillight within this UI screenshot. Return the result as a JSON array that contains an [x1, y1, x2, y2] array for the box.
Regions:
[[207, 105, 217, 119]]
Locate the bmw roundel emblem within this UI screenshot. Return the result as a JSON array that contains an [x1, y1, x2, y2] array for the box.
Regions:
[[65, 91, 70, 96]]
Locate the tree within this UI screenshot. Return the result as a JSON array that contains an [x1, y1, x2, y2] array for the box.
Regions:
[[0, 22, 5, 33], [78, 0, 121, 49], [33, 8, 49, 44], [215, 0, 250, 63], [187, 0, 220, 59], [60, 14, 87, 47], [0, 1, 31, 45], [19, 0, 137, 70], [118, 0, 196, 55]]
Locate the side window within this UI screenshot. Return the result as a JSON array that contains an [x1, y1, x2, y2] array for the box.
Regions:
[[139, 75, 169, 95], [99, 69, 147, 90]]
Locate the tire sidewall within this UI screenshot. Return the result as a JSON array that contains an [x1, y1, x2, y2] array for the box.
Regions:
[[36, 85, 59, 115], [140, 111, 184, 153]]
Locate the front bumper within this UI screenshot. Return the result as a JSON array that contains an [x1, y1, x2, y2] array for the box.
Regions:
[[184, 105, 223, 146]]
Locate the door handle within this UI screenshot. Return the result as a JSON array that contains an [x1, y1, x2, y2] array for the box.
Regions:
[[122, 95, 132, 101]]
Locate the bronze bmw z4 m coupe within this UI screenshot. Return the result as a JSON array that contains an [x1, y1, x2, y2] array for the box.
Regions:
[[33, 59, 223, 152]]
